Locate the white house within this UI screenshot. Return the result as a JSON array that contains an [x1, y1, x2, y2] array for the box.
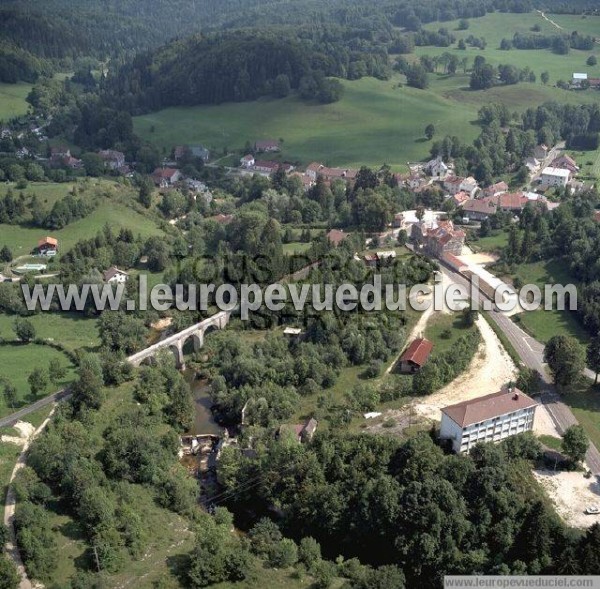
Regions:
[[460, 176, 479, 197], [425, 156, 449, 180], [240, 154, 255, 168], [440, 387, 537, 453], [573, 72, 588, 87], [540, 166, 570, 188], [103, 267, 129, 284]]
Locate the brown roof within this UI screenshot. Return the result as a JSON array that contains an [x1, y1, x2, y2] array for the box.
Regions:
[[484, 181, 508, 196], [453, 191, 471, 205], [463, 199, 497, 215], [38, 236, 58, 248], [441, 388, 537, 428], [103, 266, 128, 281], [326, 229, 348, 246], [493, 192, 529, 211], [399, 338, 433, 367], [443, 252, 467, 271], [153, 167, 179, 179], [255, 140, 280, 150]]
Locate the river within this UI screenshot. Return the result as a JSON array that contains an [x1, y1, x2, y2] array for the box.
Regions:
[[183, 369, 222, 436]]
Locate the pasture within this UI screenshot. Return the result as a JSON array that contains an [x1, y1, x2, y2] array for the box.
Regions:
[[0, 200, 165, 256], [134, 11, 600, 171], [0, 82, 31, 121]]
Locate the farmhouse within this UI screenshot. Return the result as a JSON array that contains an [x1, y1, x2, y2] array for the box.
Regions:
[[278, 418, 318, 443], [253, 160, 294, 174], [462, 198, 497, 221], [152, 167, 182, 187], [254, 140, 280, 152], [38, 236, 58, 255], [540, 166, 570, 188], [451, 191, 470, 207], [103, 267, 129, 284], [482, 181, 508, 198], [524, 157, 540, 173], [305, 162, 357, 183], [440, 387, 537, 453], [533, 144, 549, 161], [240, 154, 255, 168], [326, 229, 348, 246], [443, 176, 464, 196], [572, 73, 588, 88], [490, 192, 529, 213], [98, 149, 126, 170], [399, 338, 433, 374], [413, 220, 465, 257], [550, 155, 579, 174]]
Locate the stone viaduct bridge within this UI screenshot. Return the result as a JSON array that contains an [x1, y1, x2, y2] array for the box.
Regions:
[[128, 311, 230, 370]]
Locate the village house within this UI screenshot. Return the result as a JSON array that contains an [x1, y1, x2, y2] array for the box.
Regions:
[[278, 418, 318, 443], [524, 156, 541, 174], [152, 167, 182, 187], [440, 387, 537, 453], [550, 154, 579, 174], [490, 192, 530, 214], [413, 220, 465, 257], [50, 145, 71, 160], [103, 267, 129, 284], [460, 176, 479, 197], [326, 229, 348, 246], [399, 337, 434, 373], [406, 173, 428, 191], [540, 166, 570, 189], [424, 156, 449, 180], [305, 162, 357, 183], [240, 154, 255, 168], [443, 176, 464, 196], [363, 253, 378, 268], [254, 139, 280, 153], [451, 190, 470, 207], [174, 145, 210, 161], [462, 198, 497, 221], [253, 161, 294, 175], [572, 73, 588, 88], [37, 236, 58, 255], [98, 149, 126, 170], [482, 181, 509, 198], [533, 144, 550, 161]]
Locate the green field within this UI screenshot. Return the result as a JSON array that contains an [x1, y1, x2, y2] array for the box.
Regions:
[[134, 75, 481, 169], [424, 311, 477, 355], [0, 200, 165, 256], [134, 11, 600, 170], [0, 82, 31, 121], [0, 313, 99, 352], [566, 383, 600, 452], [509, 259, 589, 345], [469, 229, 509, 253], [0, 343, 75, 415], [420, 12, 600, 85]]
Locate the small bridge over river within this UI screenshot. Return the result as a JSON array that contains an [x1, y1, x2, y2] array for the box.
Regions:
[[128, 311, 230, 369]]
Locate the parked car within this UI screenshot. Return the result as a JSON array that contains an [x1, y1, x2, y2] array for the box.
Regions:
[[584, 505, 600, 515]]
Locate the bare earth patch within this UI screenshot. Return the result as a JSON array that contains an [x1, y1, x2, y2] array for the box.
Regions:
[[1, 421, 35, 446], [533, 469, 600, 528]]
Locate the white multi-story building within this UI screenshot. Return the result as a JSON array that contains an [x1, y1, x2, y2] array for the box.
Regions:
[[440, 388, 537, 453], [540, 166, 570, 188]]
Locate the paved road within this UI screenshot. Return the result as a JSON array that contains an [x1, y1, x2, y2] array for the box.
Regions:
[[439, 262, 600, 473], [0, 389, 70, 429]]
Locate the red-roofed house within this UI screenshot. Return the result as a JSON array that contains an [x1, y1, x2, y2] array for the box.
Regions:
[[462, 199, 497, 221], [38, 236, 58, 254], [483, 181, 509, 198], [451, 191, 470, 207], [326, 229, 348, 246], [492, 192, 529, 213], [152, 167, 182, 187], [240, 154, 255, 168], [412, 220, 465, 257], [551, 155, 579, 174], [399, 338, 434, 373]]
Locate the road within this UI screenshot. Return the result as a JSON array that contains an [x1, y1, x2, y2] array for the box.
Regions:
[[0, 388, 70, 429], [439, 262, 600, 473]]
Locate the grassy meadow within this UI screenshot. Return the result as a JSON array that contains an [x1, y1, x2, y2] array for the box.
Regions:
[[0, 343, 75, 415], [0, 82, 31, 121], [134, 11, 600, 171]]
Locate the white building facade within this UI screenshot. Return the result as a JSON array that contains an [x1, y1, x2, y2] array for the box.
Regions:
[[440, 388, 537, 453], [540, 166, 570, 188]]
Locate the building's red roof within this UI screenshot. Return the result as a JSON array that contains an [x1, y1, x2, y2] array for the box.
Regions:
[[153, 167, 179, 179], [38, 236, 58, 248], [442, 388, 537, 428], [399, 338, 433, 367], [443, 252, 467, 271], [326, 229, 348, 246], [493, 192, 529, 210]]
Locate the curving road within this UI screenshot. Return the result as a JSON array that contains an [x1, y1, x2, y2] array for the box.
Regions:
[[439, 262, 600, 474]]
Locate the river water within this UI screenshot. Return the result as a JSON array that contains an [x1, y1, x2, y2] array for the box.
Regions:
[[183, 369, 222, 436]]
